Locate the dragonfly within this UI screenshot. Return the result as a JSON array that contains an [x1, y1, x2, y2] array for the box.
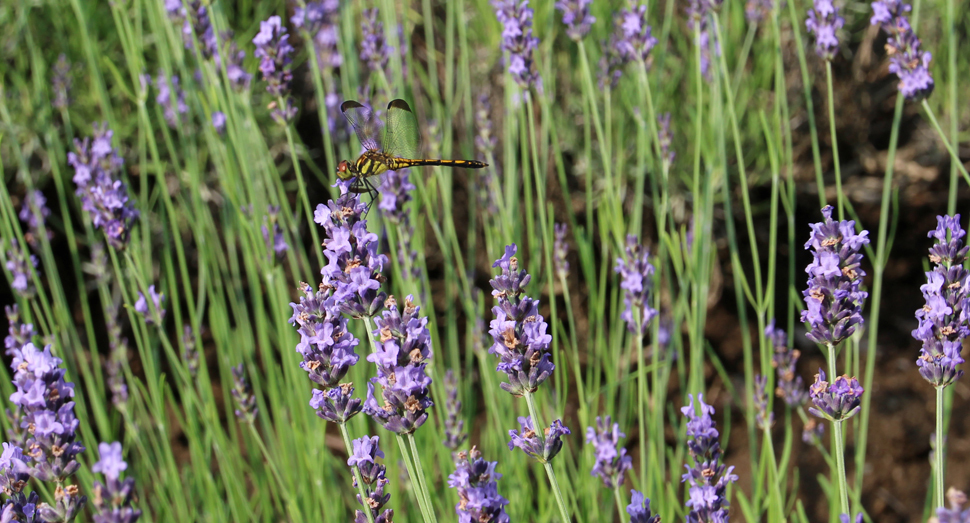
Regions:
[[337, 98, 488, 204]]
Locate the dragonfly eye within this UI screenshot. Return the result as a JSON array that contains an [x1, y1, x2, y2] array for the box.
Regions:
[[337, 160, 351, 179]]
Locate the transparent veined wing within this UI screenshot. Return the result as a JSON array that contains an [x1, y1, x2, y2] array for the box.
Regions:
[[382, 99, 420, 160], [340, 100, 383, 153]]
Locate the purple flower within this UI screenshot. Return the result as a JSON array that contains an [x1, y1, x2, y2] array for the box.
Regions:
[[360, 9, 389, 76], [615, 235, 658, 334], [211, 111, 226, 134], [802, 418, 826, 445], [913, 215, 969, 387], [839, 514, 863, 523], [348, 436, 393, 523], [808, 369, 864, 421], [613, 2, 657, 65], [555, 0, 594, 41], [5, 306, 35, 363], [492, 0, 542, 91], [442, 370, 467, 450], [488, 244, 555, 396], [448, 447, 510, 523], [310, 384, 363, 424], [658, 112, 675, 166], [937, 488, 970, 523], [364, 296, 434, 434], [230, 364, 258, 423], [0, 443, 41, 522], [253, 16, 297, 123], [18, 190, 52, 249], [154, 72, 189, 128], [52, 54, 72, 110], [291, 1, 343, 69], [627, 490, 661, 523], [3, 239, 38, 296], [90, 442, 140, 523], [806, 0, 844, 60], [766, 319, 809, 407], [68, 124, 139, 249], [681, 394, 737, 523], [801, 205, 870, 347], [585, 416, 633, 488], [134, 285, 166, 325], [754, 374, 773, 429], [261, 205, 289, 259], [289, 281, 362, 389], [553, 223, 569, 279], [508, 416, 570, 463], [746, 0, 773, 22], [314, 182, 389, 319], [870, 0, 933, 100], [379, 168, 415, 224]]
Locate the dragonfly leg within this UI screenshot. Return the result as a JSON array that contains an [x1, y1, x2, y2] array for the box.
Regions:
[[361, 177, 379, 218]]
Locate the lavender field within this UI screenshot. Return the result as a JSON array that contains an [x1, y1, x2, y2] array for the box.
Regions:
[[0, 0, 968, 522]]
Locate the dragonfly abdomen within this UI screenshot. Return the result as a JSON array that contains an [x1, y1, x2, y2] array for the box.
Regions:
[[389, 158, 488, 169]]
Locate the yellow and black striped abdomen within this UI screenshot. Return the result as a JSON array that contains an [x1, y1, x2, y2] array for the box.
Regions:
[[387, 158, 489, 170]]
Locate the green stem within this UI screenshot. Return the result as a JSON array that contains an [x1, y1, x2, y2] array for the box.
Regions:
[[612, 485, 627, 521], [833, 420, 850, 516], [408, 433, 439, 523], [935, 386, 945, 509], [921, 100, 970, 187], [524, 392, 571, 522], [825, 61, 844, 221]]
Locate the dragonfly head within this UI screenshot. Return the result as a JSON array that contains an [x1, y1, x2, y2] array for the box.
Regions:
[[336, 160, 354, 180]]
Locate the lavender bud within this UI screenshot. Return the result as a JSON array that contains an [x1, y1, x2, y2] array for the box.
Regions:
[[553, 223, 569, 280], [52, 54, 72, 110], [508, 416, 570, 463], [442, 370, 467, 450], [808, 369, 864, 421], [134, 285, 166, 326], [231, 364, 258, 423], [3, 239, 38, 297], [348, 436, 393, 522], [627, 490, 661, 523], [766, 319, 809, 407], [806, 0, 844, 60], [91, 441, 141, 523], [584, 416, 633, 488], [614, 235, 658, 334], [681, 394, 737, 522], [154, 72, 189, 128], [447, 447, 510, 522]]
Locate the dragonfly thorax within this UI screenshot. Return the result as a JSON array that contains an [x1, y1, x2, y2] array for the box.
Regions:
[[353, 150, 393, 178]]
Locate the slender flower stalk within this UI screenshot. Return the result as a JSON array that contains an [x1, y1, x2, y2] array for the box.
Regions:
[[447, 447, 510, 522], [681, 394, 737, 523], [90, 442, 141, 523], [809, 369, 863, 514]]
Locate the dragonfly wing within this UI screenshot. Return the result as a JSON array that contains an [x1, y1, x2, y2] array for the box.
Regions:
[[341, 100, 383, 153], [382, 99, 420, 160]]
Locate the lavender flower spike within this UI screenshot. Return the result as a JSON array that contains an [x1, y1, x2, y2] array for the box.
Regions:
[[289, 281, 361, 389], [871, 0, 934, 101], [253, 15, 297, 123], [657, 112, 675, 166], [914, 215, 969, 388], [555, 0, 595, 41], [627, 490, 661, 523], [753, 374, 773, 429], [448, 447, 510, 523], [508, 416, 570, 463], [291, 1, 343, 70], [360, 9, 389, 76], [613, 2, 658, 65], [364, 296, 434, 434], [231, 364, 258, 423], [766, 319, 808, 407], [585, 416, 633, 488], [488, 244, 555, 396], [615, 235, 659, 334], [348, 436, 393, 523], [19, 190, 52, 248], [839, 514, 863, 523], [808, 369, 864, 421], [3, 239, 38, 296], [936, 487, 970, 522], [801, 205, 870, 347], [553, 223, 569, 280], [134, 285, 166, 325], [681, 394, 737, 523], [442, 370, 467, 450], [806, 0, 844, 60], [154, 72, 188, 128], [492, 0, 542, 91], [91, 441, 141, 523]]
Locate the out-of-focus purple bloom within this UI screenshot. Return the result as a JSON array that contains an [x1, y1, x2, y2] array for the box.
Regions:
[[937, 488, 970, 523], [253, 16, 297, 122], [754, 374, 773, 429], [806, 0, 844, 60], [802, 418, 825, 445], [18, 190, 52, 249], [492, 0, 542, 91], [613, 2, 657, 65], [348, 436, 393, 523], [289, 281, 362, 390], [154, 72, 189, 128], [261, 205, 289, 259], [222, 39, 253, 90], [182, 325, 199, 378], [766, 319, 809, 407], [4, 340, 87, 518], [681, 394, 737, 523], [585, 416, 633, 488], [364, 296, 435, 434], [104, 303, 129, 410], [52, 54, 72, 110], [627, 490, 661, 523], [5, 306, 35, 360], [488, 244, 555, 395], [615, 235, 658, 334], [914, 215, 968, 388], [379, 168, 414, 224], [808, 369, 864, 421], [211, 111, 226, 134], [870, 0, 933, 101], [3, 240, 38, 296], [442, 370, 467, 450], [314, 181, 389, 319], [134, 285, 166, 326], [178, 1, 217, 58], [474, 94, 499, 215], [687, 1, 720, 81], [553, 223, 569, 279], [555, 0, 595, 41], [801, 205, 870, 347], [292, 1, 343, 69], [69, 124, 140, 249], [90, 441, 141, 523], [746, 0, 773, 22], [230, 364, 258, 423], [360, 9, 390, 76], [839, 514, 863, 523], [658, 112, 675, 166], [508, 416, 570, 463], [448, 447, 510, 523]]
